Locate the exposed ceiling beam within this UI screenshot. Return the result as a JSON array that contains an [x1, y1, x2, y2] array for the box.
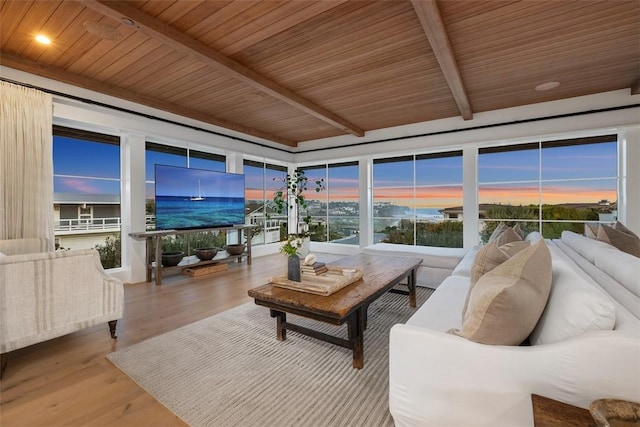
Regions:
[[79, 0, 365, 138], [1, 53, 297, 147], [411, 0, 473, 120], [632, 81, 640, 95]]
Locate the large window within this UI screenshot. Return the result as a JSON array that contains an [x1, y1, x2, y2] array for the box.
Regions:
[[373, 151, 463, 247], [478, 135, 618, 241], [244, 160, 287, 245], [53, 126, 121, 268], [300, 162, 360, 245], [145, 142, 225, 229]]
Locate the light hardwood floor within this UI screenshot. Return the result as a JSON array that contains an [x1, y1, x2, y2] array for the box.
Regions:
[[0, 253, 342, 426]]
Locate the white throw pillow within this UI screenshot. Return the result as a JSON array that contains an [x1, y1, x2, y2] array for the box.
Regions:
[[529, 249, 616, 345]]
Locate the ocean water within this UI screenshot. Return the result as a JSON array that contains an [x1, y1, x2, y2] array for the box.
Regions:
[[155, 196, 245, 229]]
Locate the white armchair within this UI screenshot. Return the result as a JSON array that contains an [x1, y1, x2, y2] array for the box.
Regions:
[[0, 238, 124, 378]]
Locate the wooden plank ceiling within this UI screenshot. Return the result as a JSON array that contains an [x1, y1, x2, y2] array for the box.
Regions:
[[1, 0, 638, 148]]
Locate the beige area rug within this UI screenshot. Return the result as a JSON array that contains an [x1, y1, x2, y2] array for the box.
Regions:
[[107, 287, 433, 427]]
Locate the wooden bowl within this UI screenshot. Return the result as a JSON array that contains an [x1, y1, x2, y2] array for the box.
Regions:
[[194, 247, 219, 261], [161, 251, 184, 267], [224, 244, 246, 256]]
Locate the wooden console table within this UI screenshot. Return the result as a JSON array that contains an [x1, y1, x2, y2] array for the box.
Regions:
[[130, 225, 257, 286]]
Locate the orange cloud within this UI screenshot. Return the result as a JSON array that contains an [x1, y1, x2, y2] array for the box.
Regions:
[[480, 184, 617, 205], [374, 186, 463, 208], [245, 189, 264, 201]]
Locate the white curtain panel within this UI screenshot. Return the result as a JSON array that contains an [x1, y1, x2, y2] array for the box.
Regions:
[[0, 81, 54, 247]]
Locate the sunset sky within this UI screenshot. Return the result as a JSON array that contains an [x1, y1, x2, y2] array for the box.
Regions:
[[54, 136, 618, 209]]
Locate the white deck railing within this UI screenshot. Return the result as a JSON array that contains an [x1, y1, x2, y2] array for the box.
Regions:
[[55, 217, 122, 232]]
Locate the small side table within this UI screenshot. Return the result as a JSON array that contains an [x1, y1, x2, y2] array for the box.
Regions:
[[531, 394, 596, 427]]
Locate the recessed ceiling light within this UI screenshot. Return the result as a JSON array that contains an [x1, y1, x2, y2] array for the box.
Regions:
[[535, 81, 560, 91], [35, 34, 51, 45], [121, 18, 134, 26]]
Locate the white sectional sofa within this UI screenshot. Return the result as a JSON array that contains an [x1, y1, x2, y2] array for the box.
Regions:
[[388, 231, 640, 426]]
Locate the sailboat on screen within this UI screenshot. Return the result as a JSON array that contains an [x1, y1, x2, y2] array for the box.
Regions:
[[190, 180, 205, 201]]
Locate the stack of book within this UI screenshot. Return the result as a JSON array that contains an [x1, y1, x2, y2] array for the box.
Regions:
[[301, 261, 328, 276]]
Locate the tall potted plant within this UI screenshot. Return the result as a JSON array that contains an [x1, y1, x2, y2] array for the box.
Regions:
[[272, 169, 324, 280]]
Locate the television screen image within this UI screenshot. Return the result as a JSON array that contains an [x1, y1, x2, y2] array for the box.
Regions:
[[154, 165, 246, 230]]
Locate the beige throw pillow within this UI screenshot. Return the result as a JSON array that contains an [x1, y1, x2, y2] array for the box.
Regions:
[[470, 241, 531, 284], [597, 223, 640, 257], [488, 222, 507, 242], [584, 223, 599, 239], [513, 223, 525, 239], [493, 226, 523, 246], [463, 241, 531, 317], [451, 240, 552, 345]]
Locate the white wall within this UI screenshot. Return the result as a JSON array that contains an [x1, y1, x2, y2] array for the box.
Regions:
[[2, 66, 639, 283]]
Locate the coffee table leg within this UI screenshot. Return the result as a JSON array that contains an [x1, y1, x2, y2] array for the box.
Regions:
[[408, 268, 417, 308], [348, 309, 365, 369], [270, 309, 286, 341]]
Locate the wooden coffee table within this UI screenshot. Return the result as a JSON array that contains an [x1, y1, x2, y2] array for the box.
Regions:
[[247, 253, 423, 369]]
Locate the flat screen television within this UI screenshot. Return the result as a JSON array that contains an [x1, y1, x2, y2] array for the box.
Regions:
[[154, 164, 246, 230]]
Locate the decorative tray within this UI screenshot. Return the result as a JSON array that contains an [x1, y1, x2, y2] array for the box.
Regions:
[[589, 399, 640, 427], [269, 267, 363, 296]]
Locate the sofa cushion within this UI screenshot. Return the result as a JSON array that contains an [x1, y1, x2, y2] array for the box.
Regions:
[[450, 240, 552, 345], [594, 246, 640, 298], [451, 246, 479, 277], [597, 223, 640, 257], [561, 230, 612, 263], [529, 246, 616, 345], [406, 275, 469, 332]]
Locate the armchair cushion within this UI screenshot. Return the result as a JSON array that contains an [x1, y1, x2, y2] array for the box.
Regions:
[[0, 244, 124, 354]]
